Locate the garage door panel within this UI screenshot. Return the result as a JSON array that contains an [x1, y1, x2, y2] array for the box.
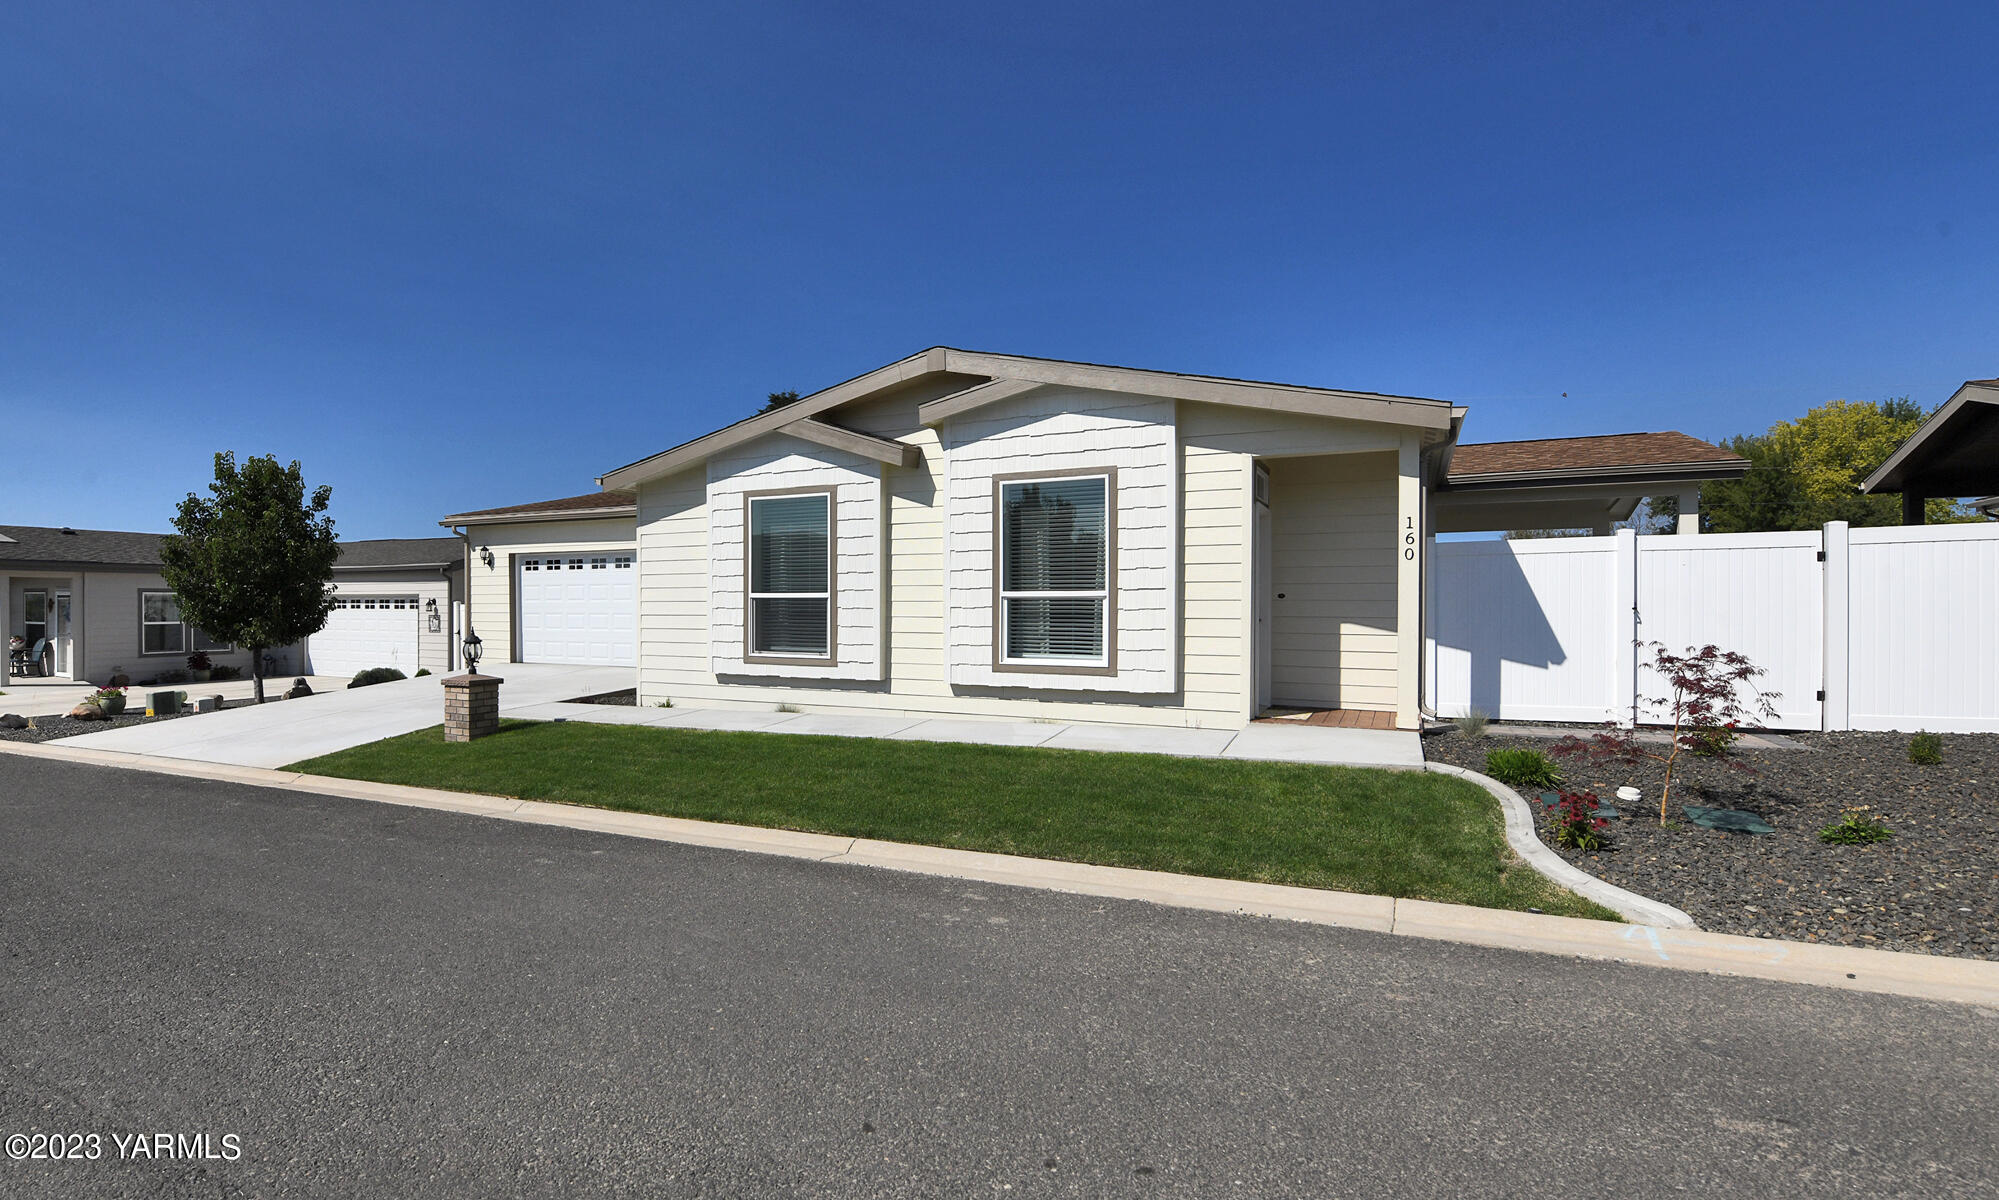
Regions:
[[311, 596, 422, 677], [516, 554, 635, 666]]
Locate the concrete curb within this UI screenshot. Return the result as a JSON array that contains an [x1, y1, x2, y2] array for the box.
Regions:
[[1423, 762, 1698, 929], [6, 739, 1996, 1008]]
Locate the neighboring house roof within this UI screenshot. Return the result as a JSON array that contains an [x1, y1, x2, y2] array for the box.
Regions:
[[1975, 496, 1999, 517], [439, 490, 638, 526], [332, 537, 464, 571], [599, 347, 1461, 491], [1443, 432, 1748, 487], [0, 525, 461, 572], [1860, 379, 1999, 497], [0, 525, 167, 568]]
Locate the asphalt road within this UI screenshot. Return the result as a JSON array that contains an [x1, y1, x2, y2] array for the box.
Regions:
[[3, 756, 1995, 1198]]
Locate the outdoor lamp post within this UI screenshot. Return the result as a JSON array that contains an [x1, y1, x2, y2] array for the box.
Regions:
[[445, 627, 497, 742]]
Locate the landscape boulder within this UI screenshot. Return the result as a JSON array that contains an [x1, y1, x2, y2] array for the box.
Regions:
[[68, 704, 104, 721], [285, 678, 313, 700], [0, 714, 27, 729]]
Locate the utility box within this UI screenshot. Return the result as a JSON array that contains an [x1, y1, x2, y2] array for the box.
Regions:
[[147, 691, 182, 717], [195, 695, 222, 714]]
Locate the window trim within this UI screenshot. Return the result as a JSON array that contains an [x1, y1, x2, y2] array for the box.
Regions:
[[137, 589, 189, 657], [990, 466, 1118, 676], [741, 485, 839, 667]]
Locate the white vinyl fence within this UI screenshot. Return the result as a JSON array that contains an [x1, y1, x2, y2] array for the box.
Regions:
[[1427, 521, 1999, 733]]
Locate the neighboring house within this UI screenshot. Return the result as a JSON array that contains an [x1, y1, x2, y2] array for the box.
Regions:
[[439, 491, 638, 668], [1975, 496, 1999, 518], [1860, 378, 1999, 523], [0, 525, 461, 684], [543, 347, 1749, 731]]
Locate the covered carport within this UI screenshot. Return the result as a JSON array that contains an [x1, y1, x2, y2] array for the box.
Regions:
[[1431, 431, 1750, 534], [1860, 379, 1999, 523]]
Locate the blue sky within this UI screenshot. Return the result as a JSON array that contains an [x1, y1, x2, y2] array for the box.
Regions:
[[4, 1, 1995, 539]]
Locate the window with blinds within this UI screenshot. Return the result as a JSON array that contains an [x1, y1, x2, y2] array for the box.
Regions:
[[999, 475, 1110, 664], [748, 492, 832, 657]]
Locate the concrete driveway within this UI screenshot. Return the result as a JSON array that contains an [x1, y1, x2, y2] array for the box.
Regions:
[[56, 664, 630, 768]]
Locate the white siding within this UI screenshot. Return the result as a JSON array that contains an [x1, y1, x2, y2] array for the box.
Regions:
[[462, 517, 634, 666], [942, 387, 1178, 693], [706, 439, 884, 681], [321, 572, 456, 675]]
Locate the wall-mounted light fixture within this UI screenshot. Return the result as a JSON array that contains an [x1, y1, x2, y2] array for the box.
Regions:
[[479, 546, 494, 568], [424, 597, 441, 633]]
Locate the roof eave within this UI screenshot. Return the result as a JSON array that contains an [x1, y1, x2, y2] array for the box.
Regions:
[[1442, 460, 1752, 491], [437, 505, 637, 527]]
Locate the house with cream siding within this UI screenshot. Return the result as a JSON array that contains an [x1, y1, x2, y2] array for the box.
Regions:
[[569, 348, 1747, 731]]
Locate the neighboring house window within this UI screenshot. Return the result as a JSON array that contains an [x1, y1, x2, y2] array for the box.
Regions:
[[141, 591, 187, 655], [747, 491, 833, 659], [998, 474, 1112, 666], [191, 628, 233, 652]]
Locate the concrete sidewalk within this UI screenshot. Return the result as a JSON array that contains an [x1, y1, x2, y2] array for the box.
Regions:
[[501, 699, 1427, 769], [55, 664, 631, 768]]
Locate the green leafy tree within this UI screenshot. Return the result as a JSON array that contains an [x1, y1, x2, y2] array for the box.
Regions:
[[1701, 397, 1987, 532], [160, 453, 339, 703], [759, 389, 802, 414]]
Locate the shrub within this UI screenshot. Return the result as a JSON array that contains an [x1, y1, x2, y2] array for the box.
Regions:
[[210, 664, 241, 681], [1453, 709, 1491, 738], [775, 703, 800, 714], [1908, 732, 1942, 766], [1484, 747, 1561, 789], [186, 650, 213, 672], [1686, 725, 1738, 757], [656, 699, 674, 708], [414, 668, 431, 677], [347, 667, 408, 689], [1818, 806, 1893, 845], [1547, 790, 1610, 851]]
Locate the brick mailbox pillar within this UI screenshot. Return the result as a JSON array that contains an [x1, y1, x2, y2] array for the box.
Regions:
[[442, 673, 503, 742]]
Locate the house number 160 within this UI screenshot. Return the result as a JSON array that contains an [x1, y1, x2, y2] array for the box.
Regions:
[[1404, 517, 1416, 560]]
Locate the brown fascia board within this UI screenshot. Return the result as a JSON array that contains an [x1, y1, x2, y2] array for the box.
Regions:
[[779, 417, 920, 468], [1442, 458, 1753, 491], [601, 346, 1455, 490]]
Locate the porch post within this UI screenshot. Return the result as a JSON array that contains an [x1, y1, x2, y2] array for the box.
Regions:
[[0, 573, 10, 683], [1676, 488, 1701, 535], [1901, 490, 1926, 526], [1395, 437, 1422, 730]]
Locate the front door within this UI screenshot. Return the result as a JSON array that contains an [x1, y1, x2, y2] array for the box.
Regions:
[[52, 592, 72, 676]]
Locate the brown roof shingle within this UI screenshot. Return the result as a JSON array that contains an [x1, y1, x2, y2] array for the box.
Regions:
[[441, 491, 636, 523], [1447, 432, 1744, 480]]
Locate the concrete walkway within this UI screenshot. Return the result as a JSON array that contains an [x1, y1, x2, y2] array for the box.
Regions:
[[56, 664, 631, 768], [503, 700, 1427, 769]]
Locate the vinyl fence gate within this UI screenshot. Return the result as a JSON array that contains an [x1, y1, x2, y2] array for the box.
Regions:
[[1426, 521, 1999, 734]]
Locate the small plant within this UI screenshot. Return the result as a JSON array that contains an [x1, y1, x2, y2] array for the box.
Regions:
[[1554, 642, 1779, 825], [1484, 747, 1561, 789], [1685, 724, 1738, 758], [775, 703, 800, 714], [655, 699, 674, 708], [186, 650, 214, 673], [1547, 790, 1611, 851], [1818, 806, 1893, 845], [1453, 709, 1491, 738], [1908, 731, 1942, 766], [414, 668, 431, 677], [347, 667, 409, 689]]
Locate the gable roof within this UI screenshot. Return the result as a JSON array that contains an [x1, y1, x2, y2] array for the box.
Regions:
[[1860, 380, 1999, 497], [440, 491, 637, 526], [0, 526, 462, 572], [1445, 432, 1747, 486], [599, 347, 1458, 491]]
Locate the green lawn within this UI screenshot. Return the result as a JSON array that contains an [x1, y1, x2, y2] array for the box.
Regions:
[[287, 720, 1618, 920]]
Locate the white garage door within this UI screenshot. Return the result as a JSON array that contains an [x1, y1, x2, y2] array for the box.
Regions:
[[313, 596, 422, 677], [517, 552, 636, 666]]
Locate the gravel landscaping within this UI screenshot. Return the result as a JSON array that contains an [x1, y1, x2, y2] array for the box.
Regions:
[[0, 700, 256, 744], [1426, 727, 1999, 959]]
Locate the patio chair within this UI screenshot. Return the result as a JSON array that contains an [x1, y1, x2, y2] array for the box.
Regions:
[[10, 638, 49, 677]]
